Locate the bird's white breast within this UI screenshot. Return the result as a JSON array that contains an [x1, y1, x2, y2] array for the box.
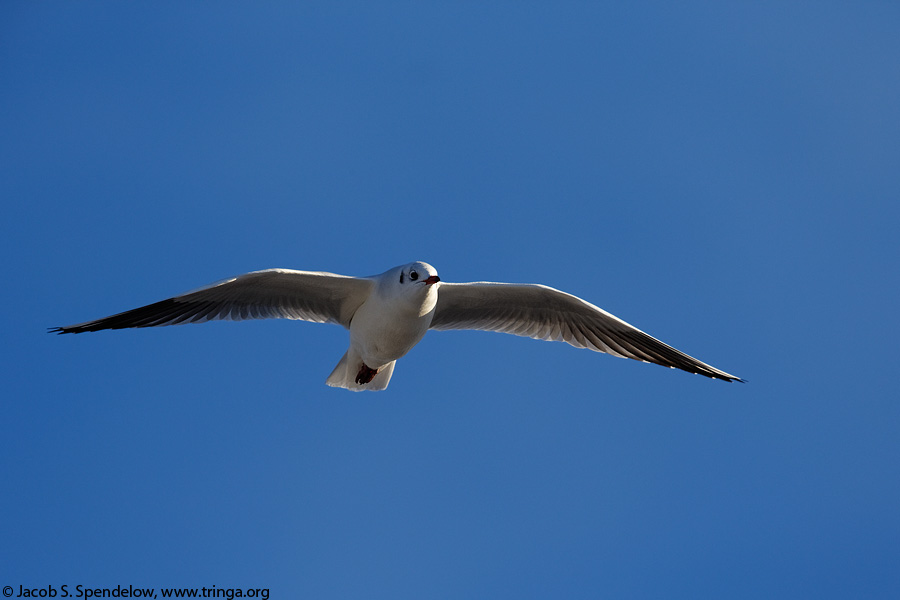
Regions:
[[349, 287, 437, 368]]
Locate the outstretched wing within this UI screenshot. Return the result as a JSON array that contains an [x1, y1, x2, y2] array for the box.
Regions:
[[431, 282, 743, 382], [50, 269, 373, 333]]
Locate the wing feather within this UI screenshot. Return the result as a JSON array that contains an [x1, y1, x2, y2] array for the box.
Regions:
[[50, 269, 373, 334], [431, 282, 743, 382]]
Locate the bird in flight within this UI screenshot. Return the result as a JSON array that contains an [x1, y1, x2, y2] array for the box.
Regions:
[[51, 261, 743, 390]]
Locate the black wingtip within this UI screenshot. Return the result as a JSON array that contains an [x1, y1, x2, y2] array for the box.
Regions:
[[48, 325, 85, 334], [715, 374, 746, 383]]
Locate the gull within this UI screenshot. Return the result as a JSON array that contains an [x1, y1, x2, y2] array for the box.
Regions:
[[50, 261, 743, 390]]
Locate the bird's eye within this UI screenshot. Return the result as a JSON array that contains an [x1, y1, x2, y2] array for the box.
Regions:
[[410, 270, 418, 281]]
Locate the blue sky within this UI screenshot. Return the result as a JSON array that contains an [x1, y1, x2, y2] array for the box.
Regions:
[[2, 2, 899, 598]]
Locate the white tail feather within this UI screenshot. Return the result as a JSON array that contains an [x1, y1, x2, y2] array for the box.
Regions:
[[325, 349, 396, 392]]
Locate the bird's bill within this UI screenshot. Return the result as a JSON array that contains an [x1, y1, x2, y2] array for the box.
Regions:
[[424, 275, 440, 285]]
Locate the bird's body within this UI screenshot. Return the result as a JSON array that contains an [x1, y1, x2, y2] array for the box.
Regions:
[[328, 263, 439, 390], [51, 261, 743, 389]]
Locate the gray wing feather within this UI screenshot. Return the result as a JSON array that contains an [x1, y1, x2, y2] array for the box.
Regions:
[[430, 282, 743, 382], [50, 269, 372, 334]]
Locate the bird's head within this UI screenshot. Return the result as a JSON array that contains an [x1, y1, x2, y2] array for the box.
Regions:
[[397, 261, 439, 287], [385, 261, 440, 313]]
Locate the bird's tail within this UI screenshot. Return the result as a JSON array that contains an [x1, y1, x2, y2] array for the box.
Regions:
[[325, 349, 395, 392]]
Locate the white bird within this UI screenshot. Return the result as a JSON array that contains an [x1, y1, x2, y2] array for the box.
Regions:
[[50, 261, 743, 389]]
